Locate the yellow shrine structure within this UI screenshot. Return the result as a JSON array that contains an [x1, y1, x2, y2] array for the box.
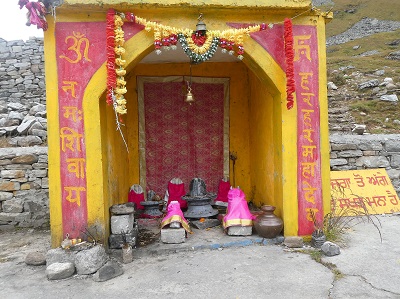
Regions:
[[42, 0, 333, 246]]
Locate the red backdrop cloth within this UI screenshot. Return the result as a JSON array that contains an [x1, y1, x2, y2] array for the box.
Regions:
[[167, 181, 187, 209], [143, 81, 225, 195], [128, 190, 145, 210], [215, 180, 231, 202]]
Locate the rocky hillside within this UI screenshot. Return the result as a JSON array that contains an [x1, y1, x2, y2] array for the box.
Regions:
[[314, 0, 400, 134]]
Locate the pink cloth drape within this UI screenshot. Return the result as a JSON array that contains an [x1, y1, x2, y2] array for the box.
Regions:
[[128, 190, 145, 210], [223, 188, 255, 228], [167, 181, 187, 209], [161, 201, 191, 233]]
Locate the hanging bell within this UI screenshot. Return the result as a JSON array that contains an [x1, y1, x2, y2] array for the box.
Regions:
[[185, 87, 195, 104], [196, 20, 207, 32]]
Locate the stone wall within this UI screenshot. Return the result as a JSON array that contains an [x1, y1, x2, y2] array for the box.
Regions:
[[0, 37, 47, 146], [0, 37, 48, 230], [0, 147, 49, 230], [330, 134, 400, 193]]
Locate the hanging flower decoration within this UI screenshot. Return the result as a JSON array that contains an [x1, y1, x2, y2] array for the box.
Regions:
[[106, 9, 128, 115], [178, 33, 219, 64], [106, 9, 116, 106], [106, 10, 298, 112], [133, 15, 267, 63], [284, 18, 295, 110], [18, 0, 48, 31]]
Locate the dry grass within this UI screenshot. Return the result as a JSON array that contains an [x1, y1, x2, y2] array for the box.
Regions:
[[349, 100, 400, 134], [324, 185, 382, 244]]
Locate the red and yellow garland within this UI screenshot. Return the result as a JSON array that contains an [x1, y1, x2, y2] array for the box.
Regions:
[[284, 18, 295, 110], [106, 10, 128, 115], [106, 10, 296, 113]]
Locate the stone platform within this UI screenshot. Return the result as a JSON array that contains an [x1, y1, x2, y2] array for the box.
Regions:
[[133, 219, 284, 257]]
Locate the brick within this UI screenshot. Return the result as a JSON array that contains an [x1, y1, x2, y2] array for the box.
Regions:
[[284, 236, 304, 248], [110, 214, 134, 234], [227, 226, 252, 236], [108, 224, 138, 249], [161, 228, 185, 244]]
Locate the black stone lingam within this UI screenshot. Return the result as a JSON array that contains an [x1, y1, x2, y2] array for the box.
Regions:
[[183, 178, 218, 219]]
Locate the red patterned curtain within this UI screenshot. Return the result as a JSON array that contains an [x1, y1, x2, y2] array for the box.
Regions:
[[138, 76, 228, 196]]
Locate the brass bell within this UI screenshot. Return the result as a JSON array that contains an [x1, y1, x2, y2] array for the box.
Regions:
[[196, 20, 207, 32], [185, 87, 195, 104]]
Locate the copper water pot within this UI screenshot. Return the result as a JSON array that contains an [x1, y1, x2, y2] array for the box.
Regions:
[[253, 205, 283, 238]]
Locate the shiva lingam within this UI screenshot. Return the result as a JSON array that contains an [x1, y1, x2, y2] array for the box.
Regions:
[[182, 178, 218, 219]]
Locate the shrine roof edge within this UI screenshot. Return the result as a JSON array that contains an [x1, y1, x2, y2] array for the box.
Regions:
[[59, 0, 312, 12]]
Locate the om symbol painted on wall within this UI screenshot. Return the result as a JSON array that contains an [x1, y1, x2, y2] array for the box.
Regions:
[[59, 31, 92, 64]]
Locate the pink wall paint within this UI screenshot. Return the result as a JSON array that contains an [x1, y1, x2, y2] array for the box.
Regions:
[[55, 21, 143, 238]]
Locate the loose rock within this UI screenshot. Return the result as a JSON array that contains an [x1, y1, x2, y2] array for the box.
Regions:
[[74, 245, 108, 275], [321, 241, 340, 256], [284, 236, 304, 248], [46, 262, 75, 280], [25, 252, 46, 266], [92, 260, 124, 282]]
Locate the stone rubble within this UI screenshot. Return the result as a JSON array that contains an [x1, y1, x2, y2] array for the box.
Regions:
[[326, 18, 400, 47], [43, 244, 124, 282]]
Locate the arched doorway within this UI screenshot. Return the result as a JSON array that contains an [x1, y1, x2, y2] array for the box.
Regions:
[[81, 30, 289, 244]]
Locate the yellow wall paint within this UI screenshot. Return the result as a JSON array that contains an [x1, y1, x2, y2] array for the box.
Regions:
[[62, 0, 311, 10], [248, 72, 275, 208], [316, 15, 332, 218], [44, 16, 63, 247], [280, 93, 298, 236], [83, 66, 135, 246], [82, 65, 108, 244]]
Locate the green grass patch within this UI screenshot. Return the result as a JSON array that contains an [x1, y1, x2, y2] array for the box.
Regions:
[[327, 31, 400, 73]]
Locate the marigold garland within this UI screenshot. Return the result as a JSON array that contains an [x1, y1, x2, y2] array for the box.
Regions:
[[106, 9, 116, 105], [106, 9, 128, 115], [106, 10, 298, 111]]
